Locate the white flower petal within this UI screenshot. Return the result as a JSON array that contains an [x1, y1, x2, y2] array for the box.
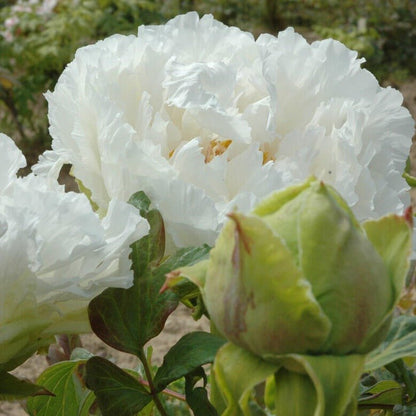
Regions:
[[0, 133, 26, 193]]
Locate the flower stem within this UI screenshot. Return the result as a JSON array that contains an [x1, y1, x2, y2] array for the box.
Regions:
[[138, 349, 168, 416]]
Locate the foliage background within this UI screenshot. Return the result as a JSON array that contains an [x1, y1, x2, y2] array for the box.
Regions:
[[0, 0, 415, 166]]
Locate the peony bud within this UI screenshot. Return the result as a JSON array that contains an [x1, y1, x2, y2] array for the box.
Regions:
[[179, 178, 412, 359]]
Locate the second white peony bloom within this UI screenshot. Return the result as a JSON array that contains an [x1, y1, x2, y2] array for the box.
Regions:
[[0, 134, 149, 370], [35, 12, 415, 251]]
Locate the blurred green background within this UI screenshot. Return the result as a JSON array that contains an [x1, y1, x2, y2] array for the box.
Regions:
[[0, 0, 415, 165]]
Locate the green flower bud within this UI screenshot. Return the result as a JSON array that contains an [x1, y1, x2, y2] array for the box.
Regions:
[[178, 178, 412, 359]]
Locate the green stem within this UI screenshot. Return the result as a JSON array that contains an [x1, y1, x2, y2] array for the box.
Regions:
[[138, 349, 168, 416]]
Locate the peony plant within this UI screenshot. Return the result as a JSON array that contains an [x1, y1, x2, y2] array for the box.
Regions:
[[170, 177, 413, 415]]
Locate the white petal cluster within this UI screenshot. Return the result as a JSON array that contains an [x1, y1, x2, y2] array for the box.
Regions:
[[0, 134, 149, 367], [36, 12, 415, 251]]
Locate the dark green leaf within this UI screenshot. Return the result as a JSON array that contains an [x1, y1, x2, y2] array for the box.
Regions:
[[153, 331, 226, 392], [26, 360, 89, 416], [88, 191, 169, 355], [184, 368, 218, 416], [85, 356, 151, 416], [128, 191, 165, 275], [89, 245, 210, 356], [0, 372, 52, 401], [88, 270, 178, 356], [186, 385, 218, 415]]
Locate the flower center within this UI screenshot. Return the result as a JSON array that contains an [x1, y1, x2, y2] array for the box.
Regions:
[[262, 151, 275, 164], [204, 139, 232, 163], [261, 142, 277, 164]]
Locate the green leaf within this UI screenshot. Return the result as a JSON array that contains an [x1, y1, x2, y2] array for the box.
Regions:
[[89, 245, 210, 356], [385, 359, 416, 402], [85, 356, 151, 416], [78, 391, 96, 416], [136, 401, 155, 415], [358, 380, 403, 407], [88, 275, 177, 356], [153, 331, 226, 392], [365, 316, 416, 371], [186, 387, 218, 416], [212, 342, 279, 415], [128, 191, 165, 275], [26, 360, 89, 416], [88, 190, 167, 356], [0, 372, 52, 400], [185, 368, 218, 416]]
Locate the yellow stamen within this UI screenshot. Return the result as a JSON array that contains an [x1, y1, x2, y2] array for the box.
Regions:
[[205, 139, 232, 163], [262, 151, 275, 164]]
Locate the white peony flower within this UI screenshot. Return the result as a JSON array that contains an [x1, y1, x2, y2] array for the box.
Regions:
[[0, 134, 149, 370], [35, 12, 415, 251]]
